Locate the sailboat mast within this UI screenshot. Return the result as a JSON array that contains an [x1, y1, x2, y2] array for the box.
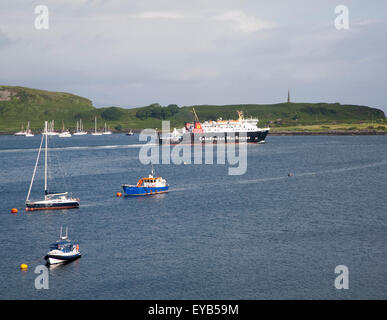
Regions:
[[95, 116, 97, 133], [44, 121, 48, 194]]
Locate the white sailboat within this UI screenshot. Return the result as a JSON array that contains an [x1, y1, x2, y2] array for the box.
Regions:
[[58, 120, 72, 138], [14, 123, 26, 136], [25, 121, 34, 137], [25, 121, 79, 211], [43, 120, 59, 136], [102, 122, 112, 135], [73, 119, 87, 136], [91, 116, 102, 136]]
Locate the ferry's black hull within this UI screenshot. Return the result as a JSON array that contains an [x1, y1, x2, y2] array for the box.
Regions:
[[159, 130, 269, 145]]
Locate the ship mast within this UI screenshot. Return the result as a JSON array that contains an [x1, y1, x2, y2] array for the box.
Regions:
[[44, 120, 48, 197], [192, 108, 200, 122]]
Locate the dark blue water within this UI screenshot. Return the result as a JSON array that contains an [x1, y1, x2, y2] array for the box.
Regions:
[[0, 134, 386, 299]]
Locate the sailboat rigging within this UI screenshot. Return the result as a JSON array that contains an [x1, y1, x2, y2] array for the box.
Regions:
[[58, 120, 72, 138], [25, 121, 79, 211], [91, 116, 102, 136], [73, 119, 87, 135], [102, 122, 112, 135]]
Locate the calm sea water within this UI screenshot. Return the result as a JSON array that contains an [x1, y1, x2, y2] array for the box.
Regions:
[[0, 134, 386, 299]]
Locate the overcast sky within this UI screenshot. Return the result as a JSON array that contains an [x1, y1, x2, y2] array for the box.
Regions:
[[0, 0, 386, 114]]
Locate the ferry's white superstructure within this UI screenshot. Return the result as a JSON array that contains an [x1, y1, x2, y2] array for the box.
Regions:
[[159, 110, 270, 144]]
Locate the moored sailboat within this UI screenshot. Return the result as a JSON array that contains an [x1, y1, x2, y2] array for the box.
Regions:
[[25, 121, 34, 137], [58, 120, 72, 138], [91, 116, 102, 136], [102, 122, 112, 135], [43, 120, 59, 136], [73, 119, 87, 135], [25, 121, 79, 211], [14, 123, 26, 136]]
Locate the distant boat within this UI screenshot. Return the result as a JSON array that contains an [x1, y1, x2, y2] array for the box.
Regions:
[[126, 129, 134, 136], [14, 123, 26, 136], [91, 116, 102, 136], [44, 227, 81, 265], [43, 120, 59, 136], [122, 165, 169, 196], [58, 120, 72, 138], [25, 121, 34, 137], [25, 121, 80, 211], [73, 119, 87, 136], [102, 122, 112, 135]]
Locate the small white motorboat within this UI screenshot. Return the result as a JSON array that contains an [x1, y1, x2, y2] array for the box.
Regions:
[[45, 227, 81, 265]]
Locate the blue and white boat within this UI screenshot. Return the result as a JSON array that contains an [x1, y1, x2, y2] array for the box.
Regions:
[[45, 227, 81, 265], [122, 166, 169, 196]]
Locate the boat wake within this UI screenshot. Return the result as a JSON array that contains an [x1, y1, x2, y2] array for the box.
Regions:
[[234, 160, 387, 186]]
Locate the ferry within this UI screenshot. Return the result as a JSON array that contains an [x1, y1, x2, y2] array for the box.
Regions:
[[45, 227, 81, 265], [159, 109, 269, 144], [122, 166, 168, 196]]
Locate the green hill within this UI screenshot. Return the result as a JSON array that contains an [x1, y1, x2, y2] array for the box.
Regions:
[[0, 85, 385, 133]]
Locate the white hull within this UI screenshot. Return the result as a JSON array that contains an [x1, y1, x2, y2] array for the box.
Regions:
[[48, 257, 65, 265], [45, 249, 81, 265], [43, 132, 59, 136], [59, 133, 72, 138]]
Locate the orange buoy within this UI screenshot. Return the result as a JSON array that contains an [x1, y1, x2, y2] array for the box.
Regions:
[[11, 208, 18, 214], [20, 263, 28, 270], [116, 192, 122, 197]]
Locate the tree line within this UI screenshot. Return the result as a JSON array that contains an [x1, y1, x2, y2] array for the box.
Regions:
[[136, 103, 179, 120]]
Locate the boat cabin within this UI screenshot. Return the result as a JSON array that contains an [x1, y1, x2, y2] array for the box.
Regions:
[[137, 177, 165, 187], [50, 240, 74, 253]]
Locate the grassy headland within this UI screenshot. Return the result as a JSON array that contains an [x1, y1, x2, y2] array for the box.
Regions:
[[0, 85, 385, 134]]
